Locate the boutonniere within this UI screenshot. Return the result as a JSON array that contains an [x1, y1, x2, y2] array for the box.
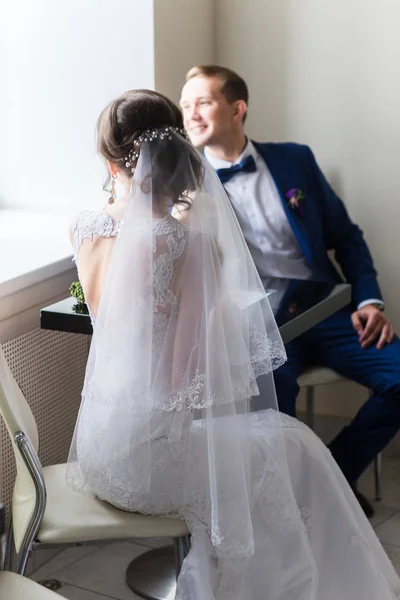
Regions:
[[287, 301, 299, 317], [285, 188, 305, 217]]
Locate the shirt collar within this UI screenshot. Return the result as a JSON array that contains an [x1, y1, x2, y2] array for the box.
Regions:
[[204, 139, 257, 170]]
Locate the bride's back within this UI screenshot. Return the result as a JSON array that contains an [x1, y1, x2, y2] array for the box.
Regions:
[[71, 207, 122, 318], [71, 203, 188, 322]]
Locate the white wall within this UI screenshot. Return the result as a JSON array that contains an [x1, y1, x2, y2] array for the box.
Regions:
[[216, 0, 291, 142], [216, 0, 400, 417], [0, 0, 155, 214], [0, 0, 216, 215], [154, 0, 215, 104]]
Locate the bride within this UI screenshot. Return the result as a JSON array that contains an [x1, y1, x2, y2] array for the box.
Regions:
[[67, 89, 400, 600]]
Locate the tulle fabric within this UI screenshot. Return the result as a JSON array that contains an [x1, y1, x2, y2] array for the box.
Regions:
[[67, 131, 400, 599]]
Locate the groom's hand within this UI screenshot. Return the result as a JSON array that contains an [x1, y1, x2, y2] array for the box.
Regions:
[[351, 305, 394, 350]]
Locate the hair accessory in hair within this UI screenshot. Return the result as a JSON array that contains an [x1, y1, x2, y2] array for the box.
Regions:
[[124, 126, 188, 173]]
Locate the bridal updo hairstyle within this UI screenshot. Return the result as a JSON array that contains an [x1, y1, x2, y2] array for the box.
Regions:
[[97, 89, 203, 206]]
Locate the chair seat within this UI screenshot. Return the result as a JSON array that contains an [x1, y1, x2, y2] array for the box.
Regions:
[[15, 463, 189, 546], [298, 366, 349, 389], [0, 571, 62, 599]]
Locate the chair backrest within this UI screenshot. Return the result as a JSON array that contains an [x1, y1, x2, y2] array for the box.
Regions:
[[0, 344, 39, 451], [0, 344, 41, 551], [0, 345, 39, 451]]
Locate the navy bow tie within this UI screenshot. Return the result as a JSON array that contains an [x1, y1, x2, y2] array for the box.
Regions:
[[216, 155, 257, 184]]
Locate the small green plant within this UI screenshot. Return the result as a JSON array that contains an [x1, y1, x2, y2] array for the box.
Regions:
[[69, 281, 85, 305]]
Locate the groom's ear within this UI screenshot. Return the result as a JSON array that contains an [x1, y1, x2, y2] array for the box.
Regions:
[[232, 100, 248, 124]]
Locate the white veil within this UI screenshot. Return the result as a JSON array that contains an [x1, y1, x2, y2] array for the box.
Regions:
[[67, 129, 316, 595]]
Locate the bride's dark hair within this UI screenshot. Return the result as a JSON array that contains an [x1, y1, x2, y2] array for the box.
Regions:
[[97, 89, 203, 205]]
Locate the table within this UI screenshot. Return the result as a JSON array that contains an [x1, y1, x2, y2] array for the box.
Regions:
[[41, 282, 351, 344], [40, 280, 351, 600]]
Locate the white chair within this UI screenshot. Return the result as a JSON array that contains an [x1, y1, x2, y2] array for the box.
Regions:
[[298, 366, 382, 501], [0, 572, 66, 599], [0, 504, 66, 599], [0, 344, 189, 576]]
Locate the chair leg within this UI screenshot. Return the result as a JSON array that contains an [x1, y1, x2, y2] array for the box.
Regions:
[[14, 542, 32, 575], [3, 517, 16, 572], [374, 453, 382, 502], [174, 535, 191, 580], [12, 431, 47, 575], [0, 520, 8, 570], [306, 386, 315, 430]]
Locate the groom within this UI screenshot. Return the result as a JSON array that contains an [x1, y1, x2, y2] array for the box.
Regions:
[[180, 64, 400, 517]]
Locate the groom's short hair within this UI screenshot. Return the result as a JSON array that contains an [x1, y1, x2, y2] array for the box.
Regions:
[[185, 65, 249, 108]]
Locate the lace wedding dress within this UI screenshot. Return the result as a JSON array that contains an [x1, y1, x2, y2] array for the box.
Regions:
[[69, 208, 400, 600]]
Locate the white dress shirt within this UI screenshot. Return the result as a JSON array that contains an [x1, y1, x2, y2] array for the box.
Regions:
[[205, 140, 382, 313], [205, 141, 312, 312]]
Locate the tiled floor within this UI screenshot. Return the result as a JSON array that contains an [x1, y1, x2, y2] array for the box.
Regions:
[[27, 455, 400, 600], [30, 538, 172, 600]]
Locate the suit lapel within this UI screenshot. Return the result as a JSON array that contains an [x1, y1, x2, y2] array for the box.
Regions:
[[253, 142, 313, 264]]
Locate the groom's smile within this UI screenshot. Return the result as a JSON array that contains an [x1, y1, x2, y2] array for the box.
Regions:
[[180, 75, 238, 148]]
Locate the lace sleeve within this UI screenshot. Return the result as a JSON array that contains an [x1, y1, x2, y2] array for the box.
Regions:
[[70, 210, 120, 263]]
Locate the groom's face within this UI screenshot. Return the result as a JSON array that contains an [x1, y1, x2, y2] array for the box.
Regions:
[[180, 76, 236, 147]]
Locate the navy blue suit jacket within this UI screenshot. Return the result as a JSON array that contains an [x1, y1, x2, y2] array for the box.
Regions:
[[252, 142, 382, 308]]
